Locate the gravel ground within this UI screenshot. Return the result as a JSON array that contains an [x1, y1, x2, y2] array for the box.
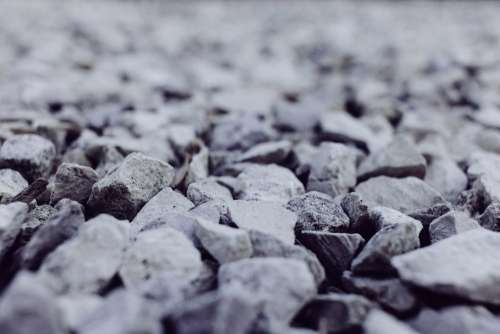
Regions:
[[1, 1, 500, 333]]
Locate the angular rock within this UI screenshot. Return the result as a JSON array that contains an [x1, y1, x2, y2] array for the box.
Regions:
[[0, 169, 28, 203], [342, 272, 418, 315], [369, 206, 423, 232], [195, 219, 252, 264], [287, 191, 350, 235], [356, 176, 447, 215], [478, 201, 500, 232], [341, 192, 371, 236], [219, 258, 316, 323], [0, 134, 56, 182], [0, 271, 64, 334], [38, 214, 130, 294], [352, 220, 422, 275], [119, 227, 202, 290], [358, 136, 426, 182], [0, 202, 28, 259], [249, 230, 325, 285], [19, 204, 56, 244], [429, 211, 480, 243], [187, 179, 232, 206], [235, 140, 292, 164], [300, 231, 364, 283], [294, 293, 375, 333], [466, 152, 500, 206], [87, 152, 175, 220], [392, 229, 500, 304], [236, 164, 304, 204], [50, 163, 98, 205], [319, 112, 375, 152], [363, 309, 419, 334], [425, 158, 467, 202], [227, 200, 297, 244], [21, 199, 84, 270], [307, 143, 358, 197], [9, 178, 48, 204]]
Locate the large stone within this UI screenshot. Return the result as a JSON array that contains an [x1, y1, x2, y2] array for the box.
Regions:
[[38, 214, 130, 294], [227, 200, 297, 244], [57, 294, 103, 332], [87, 152, 175, 220], [287, 191, 350, 235], [358, 136, 426, 182], [0, 202, 28, 259], [218, 258, 316, 323], [352, 220, 422, 275], [195, 219, 252, 264], [119, 227, 202, 290], [307, 143, 358, 197], [466, 152, 500, 206], [236, 164, 304, 204], [300, 231, 364, 283], [0, 134, 56, 182], [187, 179, 232, 206], [429, 211, 480, 244], [392, 229, 500, 304], [356, 176, 447, 215], [0, 169, 28, 203], [425, 158, 467, 202], [50, 163, 98, 205]]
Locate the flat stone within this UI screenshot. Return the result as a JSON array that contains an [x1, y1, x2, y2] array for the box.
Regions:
[[294, 293, 375, 333], [352, 220, 422, 275], [425, 158, 467, 202], [358, 136, 426, 182], [218, 257, 316, 323], [236, 164, 304, 204], [0, 134, 56, 182], [227, 200, 297, 244], [119, 227, 202, 290], [307, 143, 358, 197], [195, 219, 252, 264], [429, 211, 480, 244], [300, 231, 364, 283], [87, 152, 175, 220], [21, 199, 85, 270], [50, 163, 98, 205], [0, 271, 64, 334], [356, 176, 447, 215], [0, 202, 28, 259], [187, 179, 232, 206], [287, 191, 350, 235], [0, 169, 28, 203], [342, 272, 418, 315], [363, 309, 419, 334], [478, 201, 500, 232], [38, 214, 130, 294], [249, 230, 325, 286], [392, 229, 500, 304], [235, 140, 292, 164]]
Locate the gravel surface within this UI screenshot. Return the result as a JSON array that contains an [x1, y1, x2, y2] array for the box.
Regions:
[[1, 1, 500, 333]]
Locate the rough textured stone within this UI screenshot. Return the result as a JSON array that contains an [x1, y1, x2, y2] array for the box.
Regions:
[[341, 192, 371, 236], [87, 152, 175, 220], [227, 200, 297, 244], [0, 202, 28, 259], [466, 152, 500, 206], [307, 143, 358, 197], [0, 169, 28, 203], [478, 201, 500, 232], [287, 191, 350, 235], [195, 219, 252, 264], [425, 158, 468, 202], [219, 258, 316, 323], [319, 112, 375, 152], [50, 163, 98, 205], [0, 134, 56, 182], [364, 309, 419, 334], [429, 211, 480, 243], [352, 220, 422, 275], [235, 140, 292, 164], [187, 179, 232, 206], [392, 229, 500, 304], [119, 227, 202, 290], [369, 206, 423, 232], [300, 231, 364, 283]]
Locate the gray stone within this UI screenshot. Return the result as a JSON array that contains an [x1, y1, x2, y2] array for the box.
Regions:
[[38, 214, 130, 294], [187, 179, 232, 206], [195, 219, 252, 264], [364, 310, 419, 334], [218, 258, 316, 323], [300, 231, 364, 283], [0, 169, 28, 203], [227, 200, 297, 244], [342, 272, 418, 315], [356, 176, 447, 215], [87, 152, 175, 220], [236, 164, 304, 204], [19, 204, 56, 244], [183, 144, 209, 187], [295, 293, 375, 333], [249, 230, 325, 286], [57, 294, 104, 332], [0, 202, 28, 259], [138, 211, 200, 244], [369, 206, 423, 232], [478, 201, 500, 232], [319, 112, 375, 152], [0, 271, 64, 334], [8, 178, 48, 204], [358, 136, 426, 182], [119, 227, 202, 290], [341, 192, 371, 236], [425, 158, 467, 202], [392, 229, 500, 304], [287, 191, 350, 235], [0, 134, 56, 182], [50, 163, 98, 205], [235, 140, 292, 164], [307, 143, 358, 197], [466, 152, 500, 206], [21, 199, 85, 270], [429, 211, 480, 243], [352, 220, 422, 275]]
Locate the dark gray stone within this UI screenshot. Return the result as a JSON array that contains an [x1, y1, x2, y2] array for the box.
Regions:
[[0, 202, 28, 259], [429, 211, 480, 243], [50, 163, 98, 205], [0, 169, 28, 203], [341, 192, 371, 236], [478, 201, 500, 232]]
